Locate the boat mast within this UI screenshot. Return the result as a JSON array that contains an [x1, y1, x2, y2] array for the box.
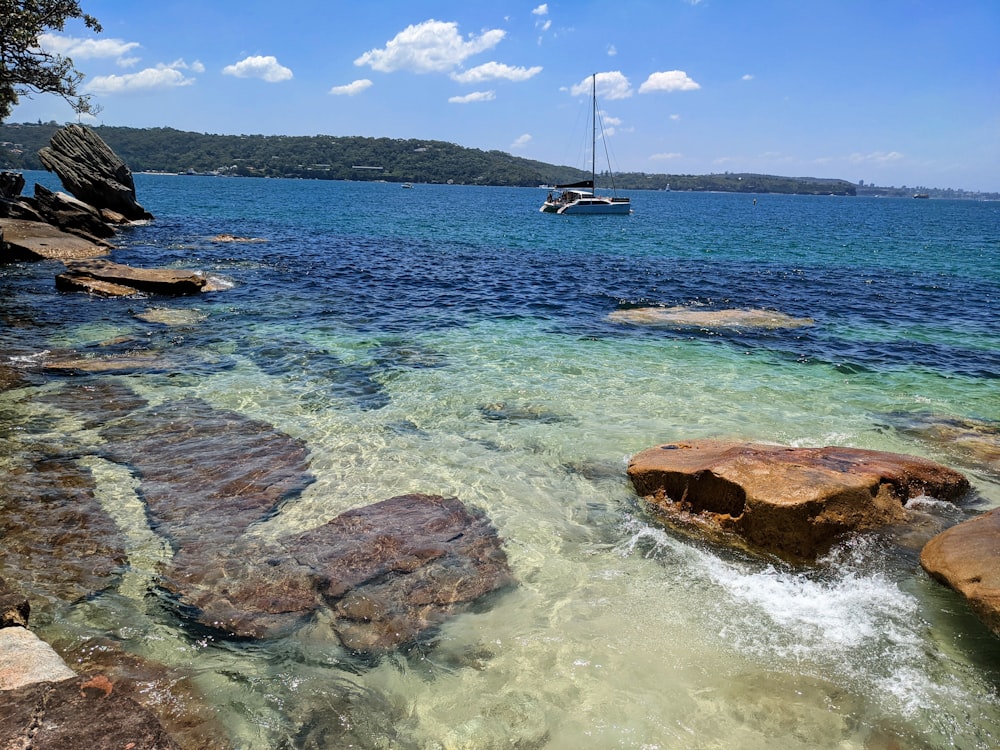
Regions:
[[591, 73, 597, 189]]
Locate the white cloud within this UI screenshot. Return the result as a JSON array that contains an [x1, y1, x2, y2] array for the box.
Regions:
[[849, 151, 904, 164], [541, 20, 552, 31], [651, 152, 682, 160], [511, 134, 532, 149], [223, 55, 293, 82], [607, 44, 618, 57], [84, 61, 198, 95], [38, 33, 140, 62], [571, 71, 632, 100], [670, 114, 680, 121], [639, 70, 701, 93], [330, 79, 373, 96], [448, 90, 496, 104], [451, 62, 542, 83], [742, 74, 754, 81], [355, 20, 505, 74], [532, 4, 549, 15]]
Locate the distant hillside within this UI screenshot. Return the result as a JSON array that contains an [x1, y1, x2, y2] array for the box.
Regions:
[[1, 121, 863, 196]]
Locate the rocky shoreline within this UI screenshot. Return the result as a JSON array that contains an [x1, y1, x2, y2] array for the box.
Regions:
[[2, 126, 999, 748]]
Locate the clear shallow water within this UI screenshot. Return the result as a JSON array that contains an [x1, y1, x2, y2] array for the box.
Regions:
[[3, 173, 1000, 748]]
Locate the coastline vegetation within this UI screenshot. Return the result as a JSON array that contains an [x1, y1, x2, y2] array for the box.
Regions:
[[2, 121, 995, 199]]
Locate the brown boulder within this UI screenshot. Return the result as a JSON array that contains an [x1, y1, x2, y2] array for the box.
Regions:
[[628, 440, 970, 560], [0, 218, 110, 261], [37, 124, 152, 221], [920, 508, 1000, 637], [57, 258, 207, 296]]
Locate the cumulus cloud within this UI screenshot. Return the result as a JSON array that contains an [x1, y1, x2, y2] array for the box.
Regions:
[[451, 62, 542, 83], [607, 44, 618, 57], [84, 60, 200, 95], [222, 55, 293, 82], [532, 4, 548, 15], [639, 70, 701, 93], [329, 79, 373, 96], [651, 152, 682, 161], [570, 71, 632, 100], [742, 74, 754, 81], [448, 90, 496, 103], [38, 33, 140, 63], [355, 19, 505, 74], [849, 151, 904, 164], [511, 134, 532, 149]]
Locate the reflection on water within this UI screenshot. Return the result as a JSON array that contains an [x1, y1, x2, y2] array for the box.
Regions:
[[2, 175, 999, 748]]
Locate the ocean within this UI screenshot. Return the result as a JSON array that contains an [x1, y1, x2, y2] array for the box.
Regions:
[[2, 171, 999, 749]]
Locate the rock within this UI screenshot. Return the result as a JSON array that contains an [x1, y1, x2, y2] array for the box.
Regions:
[[0, 457, 128, 612], [0, 578, 30, 628], [34, 184, 116, 239], [210, 233, 266, 243], [159, 494, 515, 650], [0, 217, 110, 261], [293, 493, 514, 653], [0, 364, 28, 392], [57, 258, 207, 296], [921, 507, 1000, 637], [608, 305, 814, 329], [99, 398, 316, 547], [0, 675, 182, 750], [628, 440, 970, 560], [37, 124, 152, 221], [0, 628, 76, 690], [886, 411, 1000, 477], [0, 170, 25, 198]]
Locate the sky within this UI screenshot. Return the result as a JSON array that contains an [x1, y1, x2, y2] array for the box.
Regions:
[[10, 0, 1000, 192]]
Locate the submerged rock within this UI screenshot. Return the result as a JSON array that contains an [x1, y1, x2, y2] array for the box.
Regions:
[[628, 439, 970, 560], [921, 507, 1000, 638], [0, 675, 182, 750], [608, 305, 814, 330], [885, 411, 1000, 477], [159, 494, 515, 651], [0, 458, 127, 610], [99, 398, 315, 547]]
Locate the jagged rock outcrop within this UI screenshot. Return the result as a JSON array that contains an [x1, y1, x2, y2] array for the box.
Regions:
[[628, 439, 970, 560], [34, 183, 117, 239], [921, 507, 1000, 638], [37, 124, 153, 221]]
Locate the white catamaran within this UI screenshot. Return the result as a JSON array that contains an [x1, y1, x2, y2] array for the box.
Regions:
[[541, 73, 631, 215]]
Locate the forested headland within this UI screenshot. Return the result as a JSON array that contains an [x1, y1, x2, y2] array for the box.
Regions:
[[3, 121, 991, 198]]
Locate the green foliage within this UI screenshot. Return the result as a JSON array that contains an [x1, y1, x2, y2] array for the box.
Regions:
[[0, 122, 867, 196], [0, 1, 102, 122]]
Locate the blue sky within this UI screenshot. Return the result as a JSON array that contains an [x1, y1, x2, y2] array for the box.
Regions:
[[11, 0, 1000, 191]]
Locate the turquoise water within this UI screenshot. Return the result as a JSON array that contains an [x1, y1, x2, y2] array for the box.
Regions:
[[2, 172, 1000, 748]]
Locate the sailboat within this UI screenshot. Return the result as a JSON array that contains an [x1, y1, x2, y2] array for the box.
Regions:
[[541, 73, 631, 215]]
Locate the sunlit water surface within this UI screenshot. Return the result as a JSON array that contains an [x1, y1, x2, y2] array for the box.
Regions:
[[2, 173, 999, 749]]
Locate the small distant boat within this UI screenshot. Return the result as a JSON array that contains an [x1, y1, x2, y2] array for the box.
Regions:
[[541, 74, 631, 215], [402, 183, 414, 189], [913, 193, 929, 199]]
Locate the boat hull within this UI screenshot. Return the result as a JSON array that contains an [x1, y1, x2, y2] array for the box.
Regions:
[[541, 198, 631, 215]]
